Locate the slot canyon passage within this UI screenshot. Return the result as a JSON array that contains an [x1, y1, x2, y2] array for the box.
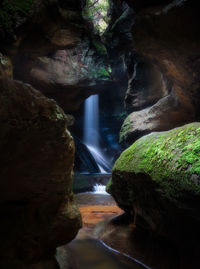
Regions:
[[1, 0, 200, 268]]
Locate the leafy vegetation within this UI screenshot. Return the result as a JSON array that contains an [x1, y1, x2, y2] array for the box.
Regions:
[[97, 67, 110, 77], [112, 112, 128, 121], [82, 0, 110, 35], [92, 37, 107, 55], [0, 53, 8, 66], [90, 66, 111, 80], [0, 0, 34, 35]]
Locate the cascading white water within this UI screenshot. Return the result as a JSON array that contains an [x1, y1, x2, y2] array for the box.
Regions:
[[84, 94, 100, 148], [83, 95, 111, 173], [93, 184, 108, 195]]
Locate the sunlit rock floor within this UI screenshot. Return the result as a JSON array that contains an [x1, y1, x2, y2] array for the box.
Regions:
[[56, 191, 200, 269], [76, 192, 123, 229], [56, 193, 146, 269]]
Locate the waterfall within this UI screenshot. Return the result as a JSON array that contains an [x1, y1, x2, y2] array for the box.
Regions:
[[84, 95, 100, 148], [93, 184, 108, 195], [83, 95, 111, 173]]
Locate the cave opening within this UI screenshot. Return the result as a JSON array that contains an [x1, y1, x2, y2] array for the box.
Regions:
[[1, 0, 200, 269], [83, 0, 110, 35]]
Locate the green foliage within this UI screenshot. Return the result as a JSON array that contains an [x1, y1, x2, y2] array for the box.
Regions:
[[114, 123, 200, 202], [119, 116, 131, 143], [90, 66, 111, 80], [97, 67, 110, 77], [83, 0, 110, 34], [0, 53, 7, 66], [112, 112, 128, 121], [92, 37, 107, 55], [0, 0, 34, 35]]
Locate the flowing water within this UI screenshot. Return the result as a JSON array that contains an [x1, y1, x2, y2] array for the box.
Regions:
[[57, 192, 151, 269], [66, 238, 148, 269], [83, 95, 111, 173], [84, 94, 100, 148], [93, 184, 108, 195]]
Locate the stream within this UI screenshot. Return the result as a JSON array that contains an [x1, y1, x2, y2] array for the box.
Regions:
[[56, 191, 151, 269]]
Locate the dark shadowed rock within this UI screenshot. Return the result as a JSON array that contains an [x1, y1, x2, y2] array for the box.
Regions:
[[0, 78, 81, 268], [0, 0, 112, 112], [15, 44, 112, 112], [73, 136, 100, 174], [0, 53, 13, 79], [120, 87, 195, 145], [108, 123, 200, 246], [106, 122, 200, 267], [125, 54, 170, 113], [120, 0, 200, 145]]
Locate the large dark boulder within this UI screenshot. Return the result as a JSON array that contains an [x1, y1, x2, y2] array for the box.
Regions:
[[108, 123, 200, 246], [120, 86, 195, 145], [0, 78, 81, 268]]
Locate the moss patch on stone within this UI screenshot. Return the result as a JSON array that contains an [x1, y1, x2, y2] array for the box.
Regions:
[[119, 116, 131, 144], [113, 123, 200, 202], [92, 37, 107, 56]]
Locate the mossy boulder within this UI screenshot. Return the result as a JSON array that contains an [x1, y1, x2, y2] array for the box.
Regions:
[[107, 123, 200, 245]]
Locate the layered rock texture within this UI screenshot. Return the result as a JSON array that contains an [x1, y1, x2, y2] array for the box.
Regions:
[[0, 78, 81, 268], [0, 0, 112, 112], [1, 0, 200, 267], [108, 123, 200, 248], [0, 1, 87, 268], [120, 0, 200, 145]]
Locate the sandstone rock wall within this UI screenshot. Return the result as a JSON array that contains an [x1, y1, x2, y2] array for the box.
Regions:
[[120, 0, 200, 145], [0, 78, 81, 268]]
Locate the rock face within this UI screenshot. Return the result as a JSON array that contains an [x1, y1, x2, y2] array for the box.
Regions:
[[73, 136, 100, 173], [0, 53, 13, 78], [120, 87, 194, 144], [16, 44, 112, 112], [124, 55, 170, 113], [0, 0, 112, 112], [0, 78, 81, 268], [107, 123, 200, 246], [120, 0, 200, 145]]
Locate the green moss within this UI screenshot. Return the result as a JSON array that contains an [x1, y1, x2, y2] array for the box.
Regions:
[[90, 66, 111, 80], [97, 68, 110, 77], [106, 178, 112, 193], [92, 38, 107, 56], [0, 0, 34, 35], [119, 116, 131, 143], [0, 53, 8, 66], [112, 112, 128, 122], [114, 123, 200, 202]]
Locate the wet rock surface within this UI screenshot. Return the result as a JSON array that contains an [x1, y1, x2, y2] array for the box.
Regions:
[[0, 78, 81, 268], [107, 122, 200, 268], [0, 1, 200, 268], [75, 192, 123, 228], [73, 136, 101, 174], [56, 192, 145, 269], [98, 213, 187, 269]]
